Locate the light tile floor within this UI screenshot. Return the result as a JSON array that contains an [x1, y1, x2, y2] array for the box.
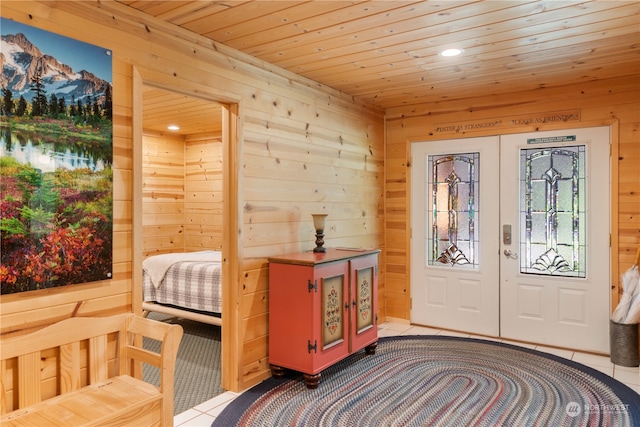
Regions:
[[175, 321, 640, 427]]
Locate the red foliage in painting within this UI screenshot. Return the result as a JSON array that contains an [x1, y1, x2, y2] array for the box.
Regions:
[[2, 112, 113, 294], [0, 175, 22, 200], [1, 171, 112, 293], [0, 199, 22, 221], [1, 213, 110, 292], [26, 227, 104, 284]]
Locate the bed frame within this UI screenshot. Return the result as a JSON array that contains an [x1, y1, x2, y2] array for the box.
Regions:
[[142, 301, 222, 326]]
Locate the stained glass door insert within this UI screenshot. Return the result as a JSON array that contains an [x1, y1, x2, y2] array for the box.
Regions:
[[520, 145, 586, 277], [429, 153, 480, 269]]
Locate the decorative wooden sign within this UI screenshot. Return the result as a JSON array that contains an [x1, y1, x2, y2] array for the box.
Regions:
[[432, 110, 581, 134], [510, 110, 581, 126]]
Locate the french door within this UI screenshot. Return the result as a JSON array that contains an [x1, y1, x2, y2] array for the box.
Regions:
[[411, 127, 610, 352], [411, 136, 500, 337]]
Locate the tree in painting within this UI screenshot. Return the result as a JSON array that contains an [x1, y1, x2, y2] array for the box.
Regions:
[[0, 19, 113, 294]]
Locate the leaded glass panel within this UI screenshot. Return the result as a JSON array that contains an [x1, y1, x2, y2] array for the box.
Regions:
[[520, 145, 586, 277], [428, 153, 479, 269]]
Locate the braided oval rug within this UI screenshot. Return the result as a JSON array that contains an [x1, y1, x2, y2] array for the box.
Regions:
[[213, 336, 640, 427]]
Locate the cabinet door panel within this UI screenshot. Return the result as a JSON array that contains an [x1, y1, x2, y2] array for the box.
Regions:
[[321, 274, 345, 349], [355, 266, 374, 333], [312, 262, 350, 371], [350, 254, 379, 352]]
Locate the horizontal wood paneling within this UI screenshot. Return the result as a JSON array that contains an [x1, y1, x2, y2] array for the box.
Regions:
[[141, 123, 223, 257], [384, 75, 639, 321], [185, 136, 223, 252], [7, 0, 633, 395], [1, 1, 385, 394], [142, 132, 186, 257]]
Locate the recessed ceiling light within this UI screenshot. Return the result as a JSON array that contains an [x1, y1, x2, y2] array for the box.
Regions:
[[168, 125, 180, 131], [440, 48, 464, 57]]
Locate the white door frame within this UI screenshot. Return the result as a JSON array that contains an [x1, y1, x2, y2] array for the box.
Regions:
[[409, 126, 611, 352]]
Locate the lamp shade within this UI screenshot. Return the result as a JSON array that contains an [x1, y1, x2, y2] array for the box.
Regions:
[[311, 213, 328, 230]]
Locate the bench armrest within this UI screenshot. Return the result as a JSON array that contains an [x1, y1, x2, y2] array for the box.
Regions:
[[123, 315, 183, 424]]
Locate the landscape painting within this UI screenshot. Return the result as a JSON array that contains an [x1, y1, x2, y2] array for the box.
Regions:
[[0, 18, 113, 294]]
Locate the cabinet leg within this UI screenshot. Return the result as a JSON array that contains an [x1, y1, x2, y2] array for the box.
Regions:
[[365, 341, 378, 355], [303, 373, 321, 389], [271, 365, 285, 379]]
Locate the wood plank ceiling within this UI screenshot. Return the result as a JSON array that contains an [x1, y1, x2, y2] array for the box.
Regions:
[[123, 0, 640, 134], [142, 85, 222, 136]]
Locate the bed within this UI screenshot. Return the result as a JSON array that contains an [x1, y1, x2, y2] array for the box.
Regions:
[[142, 250, 222, 326]]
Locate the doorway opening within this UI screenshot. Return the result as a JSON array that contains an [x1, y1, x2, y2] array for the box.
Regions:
[[138, 84, 228, 412]]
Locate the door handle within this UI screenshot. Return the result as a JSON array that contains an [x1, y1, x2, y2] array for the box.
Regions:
[[503, 249, 518, 259]]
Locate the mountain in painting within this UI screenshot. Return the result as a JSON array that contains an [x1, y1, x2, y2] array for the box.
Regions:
[[0, 32, 110, 103]]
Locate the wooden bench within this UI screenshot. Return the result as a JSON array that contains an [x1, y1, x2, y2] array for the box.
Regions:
[[1, 313, 183, 427]]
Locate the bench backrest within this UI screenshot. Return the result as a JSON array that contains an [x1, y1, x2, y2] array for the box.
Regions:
[[0, 313, 183, 424]]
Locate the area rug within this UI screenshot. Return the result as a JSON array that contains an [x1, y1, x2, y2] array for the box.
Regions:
[[143, 312, 223, 415], [212, 336, 640, 427]]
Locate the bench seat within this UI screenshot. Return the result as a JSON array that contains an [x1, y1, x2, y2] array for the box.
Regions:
[[3, 376, 161, 427], [1, 314, 183, 427]]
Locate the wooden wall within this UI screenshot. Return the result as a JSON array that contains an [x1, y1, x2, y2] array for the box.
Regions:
[[142, 132, 186, 256], [6, 0, 635, 395], [141, 132, 223, 256], [384, 75, 640, 321], [185, 135, 224, 252], [0, 1, 385, 393]]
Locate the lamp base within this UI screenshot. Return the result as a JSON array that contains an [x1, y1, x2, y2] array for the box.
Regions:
[[313, 230, 326, 252]]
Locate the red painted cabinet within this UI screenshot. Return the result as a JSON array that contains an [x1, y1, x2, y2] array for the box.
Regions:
[[268, 248, 379, 388]]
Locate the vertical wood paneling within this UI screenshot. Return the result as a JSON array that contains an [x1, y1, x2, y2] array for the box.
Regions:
[[384, 75, 640, 321]]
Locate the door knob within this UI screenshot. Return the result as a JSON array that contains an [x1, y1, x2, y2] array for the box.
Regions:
[[504, 249, 518, 259]]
